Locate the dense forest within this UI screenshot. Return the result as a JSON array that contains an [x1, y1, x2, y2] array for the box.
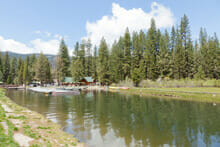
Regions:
[[0, 15, 219, 86]]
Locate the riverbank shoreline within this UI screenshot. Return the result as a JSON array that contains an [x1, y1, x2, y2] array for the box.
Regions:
[[0, 88, 85, 147], [109, 87, 220, 103]]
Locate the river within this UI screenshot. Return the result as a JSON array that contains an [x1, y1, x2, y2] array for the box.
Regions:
[[6, 89, 220, 147]]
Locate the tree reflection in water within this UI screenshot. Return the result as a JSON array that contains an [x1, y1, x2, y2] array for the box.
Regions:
[[7, 90, 220, 147]]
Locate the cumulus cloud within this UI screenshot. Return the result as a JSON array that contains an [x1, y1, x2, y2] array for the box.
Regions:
[[85, 2, 175, 45], [0, 36, 34, 54], [30, 39, 60, 54], [0, 36, 60, 55]]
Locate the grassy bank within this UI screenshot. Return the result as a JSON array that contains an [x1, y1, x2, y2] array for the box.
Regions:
[[112, 79, 220, 88], [0, 88, 84, 147], [110, 87, 220, 103]]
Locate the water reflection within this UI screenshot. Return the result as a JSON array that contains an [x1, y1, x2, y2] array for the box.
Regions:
[[7, 90, 220, 147]]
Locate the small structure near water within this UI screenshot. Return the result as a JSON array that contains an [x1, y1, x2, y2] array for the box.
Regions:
[[28, 87, 80, 96], [79, 77, 96, 85], [61, 76, 96, 86]]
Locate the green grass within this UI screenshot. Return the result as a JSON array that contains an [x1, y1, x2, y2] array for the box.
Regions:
[[114, 87, 220, 103], [112, 79, 220, 88], [143, 87, 220, 93], [0, 105, 19, 147], [23, 125, 40, 139], [139, 79, 220, 88], [8, 115, 27, 120], [37, 126, 51, 130]]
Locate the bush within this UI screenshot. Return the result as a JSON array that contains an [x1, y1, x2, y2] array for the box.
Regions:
[[111, 77, 134, 87]]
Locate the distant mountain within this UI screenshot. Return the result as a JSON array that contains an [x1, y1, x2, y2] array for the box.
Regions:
[[1, 51, 56, 64]]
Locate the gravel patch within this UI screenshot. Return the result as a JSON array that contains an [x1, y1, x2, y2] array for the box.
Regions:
[[13, 133, 34, 147]]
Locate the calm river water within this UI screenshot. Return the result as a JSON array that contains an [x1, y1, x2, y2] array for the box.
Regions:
[[6, 89, 220, 147]]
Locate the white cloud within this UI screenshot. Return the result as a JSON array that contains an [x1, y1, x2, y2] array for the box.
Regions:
[[54, 34, 62, 39], [0, 31, 70, 55], [30, 39, 60, 54], [34, 31, 59, 38], [0, 36, 34, 54], [0, 36, 60, 55], [85, 2, 175, 45], [34, 30, 41, 34], [45, 32, 51, 37]]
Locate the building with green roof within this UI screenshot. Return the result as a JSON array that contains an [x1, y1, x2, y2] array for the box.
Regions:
[[61, 77, 96, 85]]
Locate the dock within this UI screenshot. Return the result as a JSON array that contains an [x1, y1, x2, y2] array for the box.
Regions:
[[0, 85, 25, 89], [28, 87, 81, 96]]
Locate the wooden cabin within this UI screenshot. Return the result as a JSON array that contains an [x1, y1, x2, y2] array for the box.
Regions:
[[79, 77, 96, 85], [62, 77, 74, 86]]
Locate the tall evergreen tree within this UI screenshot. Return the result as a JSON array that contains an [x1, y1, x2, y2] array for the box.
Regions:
[[71, 40, 86, 81], [157, 30, 170, 78], [85, 38, 92, 76], [36, 53, 51, 85], [16, 57, 24, 84], [131, 31, 145, 86], [23, 57, 29, 86], [199, 28, 209, 78], [2, 52, 10, 83], [169, 26, 176, 79], [56, 39, 70, 82], [9, 57, 17, 84], [98, 38, 110, 85], [0, 53, 3, 82], [144, 19, 158, 80], [180, 14, 194, 78], [73, 42, 79, 58], [92, 46, 98, 80], [123, 28, 132, 79]]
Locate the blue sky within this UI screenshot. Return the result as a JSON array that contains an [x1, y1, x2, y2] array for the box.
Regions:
[[0, 0, 219, 54]]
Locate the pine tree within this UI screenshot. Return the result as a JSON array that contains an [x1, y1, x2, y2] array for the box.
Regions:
[[36, 53, 51, 85], [199, 28, 210, 78], [98, 38, 110, 85], [110, 37, 125, 83], [174, 27, 185, 79], [157, 30, 170, 78], [71, 40, 86, 81], [56, 39, 70, 82], [194, 65, 205, 80], [123, 28, 132, 79], [45, 58, 52, 83], [131, 31, 145, 86], [9, 57, 17, 84], [73, 42, 79, 58], [0, 53, 3, 75], [0, 53, 3, 82], [92, 46, 98, 80], [23, 57, 29, 86], [169, 26, 176, 79], [2, 52, 10, 83], [16, 57, 24, 84], [180, 14, 194, 78], [144, 19, 158, 80], [18, 62, 24, 84], [213, 33, 220, 79], [29, 54, 37, 82], [85, 38, 92, 76]]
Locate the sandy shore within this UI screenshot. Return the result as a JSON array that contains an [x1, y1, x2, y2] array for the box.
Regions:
[[0, 88, 86, 147]]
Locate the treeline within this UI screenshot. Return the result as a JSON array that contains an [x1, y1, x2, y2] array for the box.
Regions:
[[0, 14, 219, 86], [0, 52, 52, 85], [69, 14, 220, 86]]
